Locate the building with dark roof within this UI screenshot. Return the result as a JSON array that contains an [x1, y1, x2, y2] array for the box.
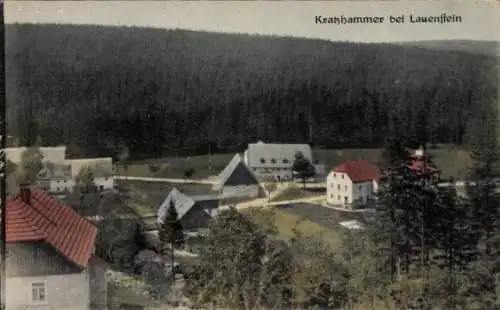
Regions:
[[213, 153, 266, 198], [326, 160, 382, 208], [157, 188, 219, 231], [5, 185, 106, 310]]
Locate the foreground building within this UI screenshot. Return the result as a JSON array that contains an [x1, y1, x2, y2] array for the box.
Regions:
[[5, 185, 106, 310], [326, 160, 382, 208], [214, 153, 266, 198], [243, 141, 313, 181]]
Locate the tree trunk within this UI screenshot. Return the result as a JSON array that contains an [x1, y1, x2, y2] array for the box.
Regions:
[[171, 242, 175, 283]]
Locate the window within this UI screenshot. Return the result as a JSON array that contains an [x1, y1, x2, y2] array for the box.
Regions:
[[31, 281, 47, 303], [358, 185, 362, 191], [283, 159, 289, 164], [271, 158, 277, 164], [105, 177, 109, 181], [337, 184, 340, 190], [260, 158, 266, 164], [337, 195, 340, 200], [333, 173, 336, 178], [341, 174, 344, 179]]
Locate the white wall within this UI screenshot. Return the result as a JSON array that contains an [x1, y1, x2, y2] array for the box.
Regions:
[[352, 181, 374, 204], [49, 179, 75, 193], [93, 177, 115, 190], [220, 185, 262, 198], [253, 167, 293, 181], [326, 172, 353, 205], [6, 271, 90, 310]]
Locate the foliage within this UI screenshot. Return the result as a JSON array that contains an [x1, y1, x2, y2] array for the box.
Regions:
[[292, 151, 316, 188], [148, 163, 159, 173], [289, 230, 349, 309], [158, 201, 185, 249], [245, 208, 279, 236], [183, 207, 267, 309], [95, 209, 141, 271], [17, 144, 44, 184], [183, 167, 195, 179], [259, 238, 293, 309], [6, 24, 498, 158], [75, 166, 95, 188]]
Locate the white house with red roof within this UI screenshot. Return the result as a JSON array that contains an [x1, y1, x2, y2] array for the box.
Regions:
[[5, 185, 107, 310], [326, 160, 382, 208]]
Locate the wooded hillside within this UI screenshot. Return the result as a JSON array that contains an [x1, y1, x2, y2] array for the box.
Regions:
[[5, 24, 499, 159]]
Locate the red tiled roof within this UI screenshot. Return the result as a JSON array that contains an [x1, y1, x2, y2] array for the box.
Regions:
[[332, 160, 382, 183], [6, 187, 97, 268]]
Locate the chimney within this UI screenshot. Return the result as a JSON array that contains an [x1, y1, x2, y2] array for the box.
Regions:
[[19, 182, 32, 205]]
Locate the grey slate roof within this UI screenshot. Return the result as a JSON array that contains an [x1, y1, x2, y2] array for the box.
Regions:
[[214, 153, 260, 190], [157, 188, 196, 223], [245, 141, 312, 168]]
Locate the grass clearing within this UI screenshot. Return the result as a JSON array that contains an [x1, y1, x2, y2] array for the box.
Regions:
[[130, 153, 235, 179], [314, 146, 472, 179], [128, 147, 472, 180], [107, 283, 154, 308], [116, 163, 170, 178], [270, 186, 323, 202], [126, 199, 156, 217], [242, 207, 343, 249]]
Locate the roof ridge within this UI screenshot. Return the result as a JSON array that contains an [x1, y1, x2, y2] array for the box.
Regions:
[[13, 203, 49, 239], [16, 194, 59, 227]]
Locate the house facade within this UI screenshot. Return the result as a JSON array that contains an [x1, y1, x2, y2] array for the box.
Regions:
[[214, 153, 265, 198], [5, 185, 104, 310], [326, 160, 381, 208], [243, 141, 313, 181]]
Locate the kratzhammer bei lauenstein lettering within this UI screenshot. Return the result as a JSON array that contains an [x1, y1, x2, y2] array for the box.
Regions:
[[314, 14, 462, 25]]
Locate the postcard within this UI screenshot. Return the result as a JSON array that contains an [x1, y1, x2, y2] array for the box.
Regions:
[[1, 1, 500, 310]]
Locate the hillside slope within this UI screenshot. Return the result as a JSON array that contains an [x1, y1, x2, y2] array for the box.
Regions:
[[399, 40, 499, 58], [5, 24, 499, 159]]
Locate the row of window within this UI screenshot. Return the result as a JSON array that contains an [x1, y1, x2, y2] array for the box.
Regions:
[[259, 158, 320, 164], [253, 167, 290, 173], [329, 184, 348, 191], [54, 177, 110, 183], [330, 194, 348, 202], [331, 173, 345, 179], [260, 158, 290, 164]]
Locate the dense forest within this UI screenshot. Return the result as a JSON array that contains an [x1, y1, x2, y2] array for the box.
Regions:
[[5, 24, 499, 160]]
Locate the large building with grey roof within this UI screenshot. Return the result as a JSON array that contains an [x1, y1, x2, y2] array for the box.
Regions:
[[243, 141, 313, 180], [214, 153, 265, 198]]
